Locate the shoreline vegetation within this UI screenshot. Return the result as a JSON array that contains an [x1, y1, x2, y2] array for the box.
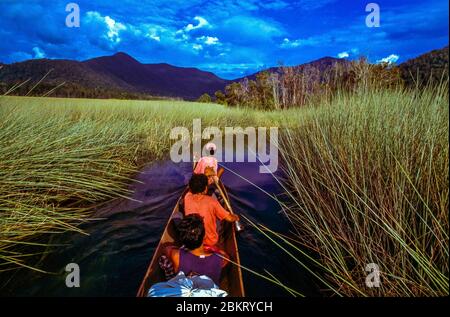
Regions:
[[0, 59, 448, 296], [277, 83, 449, 296]]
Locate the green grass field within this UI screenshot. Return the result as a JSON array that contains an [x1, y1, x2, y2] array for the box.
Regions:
[[0, 85, 448, 296]]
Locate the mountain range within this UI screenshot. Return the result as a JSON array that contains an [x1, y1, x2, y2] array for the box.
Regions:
[[0, 46, 448, 100], [0, 53, 229, 100], [399, 46, 448, 86]]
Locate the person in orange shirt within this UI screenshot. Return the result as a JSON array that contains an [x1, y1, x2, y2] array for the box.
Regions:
[[184, 174, 239, 250]]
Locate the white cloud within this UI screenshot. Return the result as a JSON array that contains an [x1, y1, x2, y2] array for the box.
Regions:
[[281, 38, 299, 48], [337, 48, 361, 58], [184, 16, 209, 32], [86, 11, 126, 44], [193, 44, 203, 51], [175, 30, 189, 41], [281, 37, 319, 48], [350, 48, 360, 55], [377, 54, 400, 64], [337, 51, 349, 59], [104, 16, 126, 43], [150, 35, 161, 41], [147, 28, 161, 42], [32, 47, 45, 59], [198, 36, 219, 45]]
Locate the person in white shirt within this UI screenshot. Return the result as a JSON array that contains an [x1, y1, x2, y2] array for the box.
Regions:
[[193, 143, 224, 185]]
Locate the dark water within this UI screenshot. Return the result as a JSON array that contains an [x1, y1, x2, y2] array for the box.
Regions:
[[0, 159, 318, 297]]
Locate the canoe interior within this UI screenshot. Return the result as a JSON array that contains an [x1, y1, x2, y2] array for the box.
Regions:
[[136, 183, 245, 297]]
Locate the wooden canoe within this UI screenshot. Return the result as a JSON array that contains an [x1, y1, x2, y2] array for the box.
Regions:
[[136, 181, 245, 297]]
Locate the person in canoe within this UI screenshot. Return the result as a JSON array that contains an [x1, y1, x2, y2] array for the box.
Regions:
[[184, 174, 240, 252], [162, 214, 227, 285], [194, 142, 224, 186]]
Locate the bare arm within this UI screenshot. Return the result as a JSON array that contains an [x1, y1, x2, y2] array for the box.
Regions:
[[217, 167, 224, 178], [214, 199, 240, 223], [162, 243, 180, 272], [224, 213, 240, 222]]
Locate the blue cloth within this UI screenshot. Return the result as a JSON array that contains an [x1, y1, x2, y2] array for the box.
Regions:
[[148, 271, 228, 297]]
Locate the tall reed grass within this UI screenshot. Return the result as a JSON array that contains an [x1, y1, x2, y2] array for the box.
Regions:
[[0, 96, 261, 271], [277, 83, 449, 296], [1, 85, 448, 298]]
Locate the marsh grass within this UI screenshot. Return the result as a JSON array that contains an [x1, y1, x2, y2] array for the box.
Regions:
[[0, 85, 448, 298], [0, 96, 261, 271], [276, 83, 449, 296]]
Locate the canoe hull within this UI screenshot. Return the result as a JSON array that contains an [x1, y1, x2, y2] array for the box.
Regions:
[[136, 183, 245, 297]]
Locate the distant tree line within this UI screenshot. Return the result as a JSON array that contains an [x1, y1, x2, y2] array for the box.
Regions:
[[196, 93, 212, 103], [200, 49, 449, 109], [0, 81, 170, 100], [399, 46, 449, 87], [204, 58, 403, 110]]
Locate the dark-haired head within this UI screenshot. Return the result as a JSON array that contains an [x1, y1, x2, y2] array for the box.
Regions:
[[189, 173, 208, 194], [209, 148, 215, 156], [178, 214, 205, 250]]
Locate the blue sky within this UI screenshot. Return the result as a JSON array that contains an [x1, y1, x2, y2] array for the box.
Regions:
[[0, 0, 448, 79]]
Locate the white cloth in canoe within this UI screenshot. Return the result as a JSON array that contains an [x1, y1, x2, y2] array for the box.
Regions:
[[148, 271, 228, 297]]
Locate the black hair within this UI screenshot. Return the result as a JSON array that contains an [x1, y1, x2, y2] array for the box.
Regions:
[[189, 173, 208, 194], [209, 148, 215, 156], [178, 214, 205, 250]]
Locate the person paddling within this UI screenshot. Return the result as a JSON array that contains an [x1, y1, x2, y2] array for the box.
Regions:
[[184, 174, 239, 251], [194, 142, 224, 185]]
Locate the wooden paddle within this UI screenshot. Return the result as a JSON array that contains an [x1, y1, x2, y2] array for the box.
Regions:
[[213, 178, 244, 232]]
